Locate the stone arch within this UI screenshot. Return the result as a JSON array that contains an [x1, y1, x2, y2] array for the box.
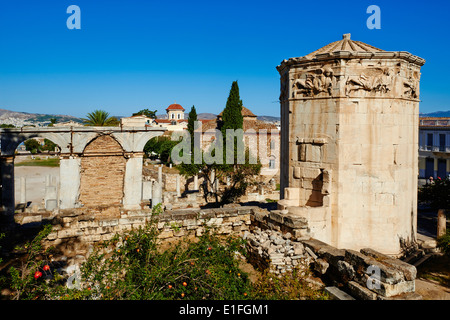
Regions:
[[1, 132, 67, 156], [78, 134, 126, 208]]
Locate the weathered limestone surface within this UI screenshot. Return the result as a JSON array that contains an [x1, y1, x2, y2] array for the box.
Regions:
[[277, 34, 425, 255], [16, 206, 254, 260], [301, 237, 419, 298]]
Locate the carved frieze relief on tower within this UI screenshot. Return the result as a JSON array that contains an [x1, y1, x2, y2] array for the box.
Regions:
[[291, 66, 335, 98], [401, 69, 420, 99], [345, 67, 392, 97]]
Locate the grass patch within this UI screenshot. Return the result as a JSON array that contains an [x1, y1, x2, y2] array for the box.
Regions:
[[15, 158, 60, 167]]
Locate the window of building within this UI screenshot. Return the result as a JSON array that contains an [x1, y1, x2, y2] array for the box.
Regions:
[[439, 134, 446, 152], [427, 133, 433, 150], [270, 140, 275, 150], [171, 113, 175, 119], [177, 113, 181, 119], [269, 158, 276, 169]]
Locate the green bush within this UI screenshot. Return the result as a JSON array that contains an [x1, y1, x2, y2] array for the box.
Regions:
[[437, 230, 450, 256], [6, 225, 60, 300], [57, 224, 252, 300], [2, 206, 328, 300], [418, 177, 450, 210]]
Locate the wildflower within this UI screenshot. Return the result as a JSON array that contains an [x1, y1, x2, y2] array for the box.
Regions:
[[43, 265, 50, 271], [182, 282, 187, 287], [34, 271, 42, 279]]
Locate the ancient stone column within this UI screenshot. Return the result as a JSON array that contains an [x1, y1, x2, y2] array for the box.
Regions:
[[152, 181, 162, 208], [437, 209, 447, 238], [277, 33, 425, 255], [142, 179, 153, 202], [0, 156, 15, 225], [20, 176, 26, 204], [59, 156, 81, 209], [194, 175, 199, 190], [123, 153, 144, 210], [158, 165, 163, 185], [44, 175, 58, 211]]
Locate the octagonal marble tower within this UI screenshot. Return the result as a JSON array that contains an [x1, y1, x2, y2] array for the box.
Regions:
[[276, 34, 425, 255]]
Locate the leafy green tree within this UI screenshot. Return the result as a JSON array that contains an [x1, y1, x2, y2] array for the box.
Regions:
[[0, 124, 15, 128], [144, 136, 180, 164], [132, 109, 158, 119], [220, 81, 243, 137], [47, 118, 57, 127], [187, 105, 197, 137], [82, 110, 119, 126], [418, 177, 450, 211], [24, 139, 41, 154], [178, 81, 261, 206], [41, 139, 57, 152]]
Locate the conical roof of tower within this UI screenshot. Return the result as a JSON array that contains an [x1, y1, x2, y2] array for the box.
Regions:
[[277, 33, 425, 71], [303, 33, 384, 59]]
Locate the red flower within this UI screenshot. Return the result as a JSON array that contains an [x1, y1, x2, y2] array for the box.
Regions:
[[34, 271, 42, 279], [43, 265, 50, 271]]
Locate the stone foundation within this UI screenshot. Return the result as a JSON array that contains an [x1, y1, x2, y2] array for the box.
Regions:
[[245, 228, 313, 276], [300, 238, 421, 299]]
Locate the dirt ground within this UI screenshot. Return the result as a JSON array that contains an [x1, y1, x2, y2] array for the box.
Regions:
[[14, 166, 59, 206], [415, 279, 450, 300], [415, 254, 450, 300]]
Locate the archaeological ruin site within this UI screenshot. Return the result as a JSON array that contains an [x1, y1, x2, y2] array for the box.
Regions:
[[0, 34, 446, 300]]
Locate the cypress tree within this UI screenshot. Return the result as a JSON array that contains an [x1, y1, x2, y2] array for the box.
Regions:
[[221, 81, 243, 135], [187, 105, 197, 137]]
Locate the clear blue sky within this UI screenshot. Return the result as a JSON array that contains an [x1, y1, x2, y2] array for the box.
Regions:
[[0, 0, 449, 118]]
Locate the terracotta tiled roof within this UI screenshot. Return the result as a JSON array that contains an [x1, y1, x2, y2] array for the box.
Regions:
[[166, 104, 185, 111], [199, 119, 278, 132], [218, 106, 257, 118]]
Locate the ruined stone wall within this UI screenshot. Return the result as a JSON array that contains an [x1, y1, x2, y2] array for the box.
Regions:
[[34, 207, 254, 260], [79, 135, 126, 208]]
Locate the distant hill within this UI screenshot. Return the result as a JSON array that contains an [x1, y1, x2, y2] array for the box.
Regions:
[[420, 110, 450, 117], [0, 108, 82, 123], [197, 113, 217, 120], [257, 115, 280, 122]]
